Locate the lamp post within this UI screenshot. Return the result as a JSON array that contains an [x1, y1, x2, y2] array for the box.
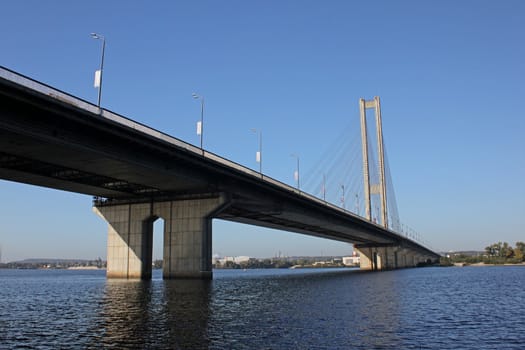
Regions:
[[341, 184, 345, 209], [90, 33, 105, 107], [251, 128, 262, 175], [192, 93, 204, 151], [291, 153, 300, 190], [322, 173, 326, 201]]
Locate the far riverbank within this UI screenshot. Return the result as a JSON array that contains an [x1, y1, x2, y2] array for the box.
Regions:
[[452, 262, 525, 267]]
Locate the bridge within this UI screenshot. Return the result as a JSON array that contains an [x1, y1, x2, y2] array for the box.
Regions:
[[0, 66, 440, 279]]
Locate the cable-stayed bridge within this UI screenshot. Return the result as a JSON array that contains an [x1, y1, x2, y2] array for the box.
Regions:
[[301, 98, 429, 246], [0, 66, 439, 279]]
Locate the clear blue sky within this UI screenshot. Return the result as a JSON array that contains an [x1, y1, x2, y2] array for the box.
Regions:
[[1, 1, 524, 262]]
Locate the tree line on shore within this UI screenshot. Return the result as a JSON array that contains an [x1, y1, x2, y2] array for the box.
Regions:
[[1, 258, 105, 269], [214, 258, 347, 269], [151, 258, 347, 269], [441, 241, 525, 266]]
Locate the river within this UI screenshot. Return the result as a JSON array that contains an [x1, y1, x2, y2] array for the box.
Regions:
[[1, 266, 524, 349]]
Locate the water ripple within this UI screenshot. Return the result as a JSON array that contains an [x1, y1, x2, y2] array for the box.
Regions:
[[1, 267, 524, 349]]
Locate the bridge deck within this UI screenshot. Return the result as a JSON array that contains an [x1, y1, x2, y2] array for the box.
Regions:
[[0, 66, 439, 258]]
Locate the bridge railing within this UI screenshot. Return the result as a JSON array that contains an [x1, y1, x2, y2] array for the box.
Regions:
[[0, 66, 100, 116]]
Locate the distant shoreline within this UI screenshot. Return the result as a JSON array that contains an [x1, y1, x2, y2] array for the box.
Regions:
[[0, 266, 106, 270], [453, 262, 525, 267]]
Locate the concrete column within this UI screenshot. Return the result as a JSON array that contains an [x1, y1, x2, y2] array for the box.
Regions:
[[393, 248, 400, 268], [376, 250, 384, 270], [356, 247, 374, 270], [357, 246, 410, 270], [395, 249, 414, 268], [407, 252, 416, 267], [94, 203, 155, 279], [156, 196, 228, 279], [94, 194, 229, 280], [384, 246, 397, 269], [414, 254, 426, 266], [356, 246, 386, 270], [396, 250, 404, 268]]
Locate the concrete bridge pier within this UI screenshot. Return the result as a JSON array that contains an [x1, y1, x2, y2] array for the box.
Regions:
[[399, 249, 414, 267], [416, 254, 434, 266], [354, 247, 375, 270], [355, 245, 398, 270], [356, 245, 434, 270], [94, 194, 229, 280]]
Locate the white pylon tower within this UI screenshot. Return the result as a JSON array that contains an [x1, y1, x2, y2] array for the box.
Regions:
[[359, 96, 388, 228]]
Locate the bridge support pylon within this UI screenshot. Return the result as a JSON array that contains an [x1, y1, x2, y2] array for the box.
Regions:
[[355, 245, 421, 270], [355, 246, 398, 270], [93, 194, 229, 280], [356, 245, 438, 270], [360, 96, 388, 228]]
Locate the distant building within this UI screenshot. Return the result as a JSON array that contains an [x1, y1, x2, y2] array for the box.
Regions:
[[213, 255, 251, 265], [234, 256, 250, 263], [212, 254, 221, 265], [217, 256, 235, 265], [342, 256, 360, 266]]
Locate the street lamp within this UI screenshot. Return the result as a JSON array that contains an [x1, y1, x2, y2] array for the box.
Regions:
[[251, 128, 262, 175], [340, 184, 345, 209], [90, 32, 105, 108], [192, 93, 204, 151], [290, 153, 300, 190], [322, 173, 326, 201]]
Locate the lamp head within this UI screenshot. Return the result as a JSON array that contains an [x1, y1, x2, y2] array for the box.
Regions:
[[91, 33, 104, 40]]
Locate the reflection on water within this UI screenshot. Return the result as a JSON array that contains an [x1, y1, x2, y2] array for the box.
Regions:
[[93, 277, 212, 349], [95, 280, 154, 348], [163, 280, 211, 349], [205, 269, 407, 349], [1, 267, 525, 349], [349, 271, 403, 348]]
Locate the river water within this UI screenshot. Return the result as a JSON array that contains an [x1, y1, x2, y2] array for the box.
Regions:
[[1, 266, 524, 349]]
